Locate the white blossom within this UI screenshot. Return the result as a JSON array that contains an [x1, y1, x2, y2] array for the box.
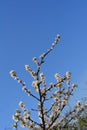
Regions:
[[11, 35, 86, 130], [33, 57, 38, 62], [15, 110, 21, 116], [19, 101, 25, 108], [32, 81, 39, 89], [12, 123, 17, 128], [52, 43, 55, 47], [12, 115, 19, 122], [54, 73, 62, 82], [10, 70, 16, 77], [24, 110, 30, 119], [20, 121, 26, 127], [40, 72, 45, 80], [57, 34, 61, 39], [66, 71, 71, 80], [64, 95, 69, 100], [40, 53, 45, 59], [31, 71, 37, 77], [61, 100, 67, 106], [25, 65, 30, 71], [72, 83, 78, 89], [76, 101, 81, 107]]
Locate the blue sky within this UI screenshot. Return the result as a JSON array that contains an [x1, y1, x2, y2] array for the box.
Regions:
[[0, 0, 87, 129]]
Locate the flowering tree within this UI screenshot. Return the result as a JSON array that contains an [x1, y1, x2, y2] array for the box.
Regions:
[[10, 35, 87, 130]]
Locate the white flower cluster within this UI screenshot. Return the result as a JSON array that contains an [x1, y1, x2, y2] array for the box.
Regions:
[[40, 34, 60, 59], [25, 65, 37, 79], [32, 80, 42, 92], [61, 101, 87, 129], [10, 35, 87, 130], [54, 73, 62, 82], [13, 101, 41, 129]]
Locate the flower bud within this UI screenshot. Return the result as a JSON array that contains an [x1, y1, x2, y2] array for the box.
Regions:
[[76, 101, 81, 107], [15, 110, 21, 116], [57, 34, 61, 39], [66, 71, 71, 80], [25, 65, 30, 71], [10, 70, 16, 77], [33, 57, 38, 62], [12, 115, 19, 122], [61, 100, 67, 106], [40, 73, 45, 80], [72, 84, 78, 89], [55, 73, 62, 82], [19, 101, 25, 108], [24, 110, 30, 119]]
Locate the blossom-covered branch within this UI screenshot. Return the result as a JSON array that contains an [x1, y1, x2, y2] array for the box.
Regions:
[[10, 34, 87, 130]]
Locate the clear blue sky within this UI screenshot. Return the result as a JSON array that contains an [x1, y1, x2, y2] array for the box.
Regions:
[[0, 0, 87, 129]]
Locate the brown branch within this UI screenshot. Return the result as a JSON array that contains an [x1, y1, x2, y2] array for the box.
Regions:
[[30, 92, 40, 101], [29, 117, 41, 127], [38, 84, 46, 130]]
